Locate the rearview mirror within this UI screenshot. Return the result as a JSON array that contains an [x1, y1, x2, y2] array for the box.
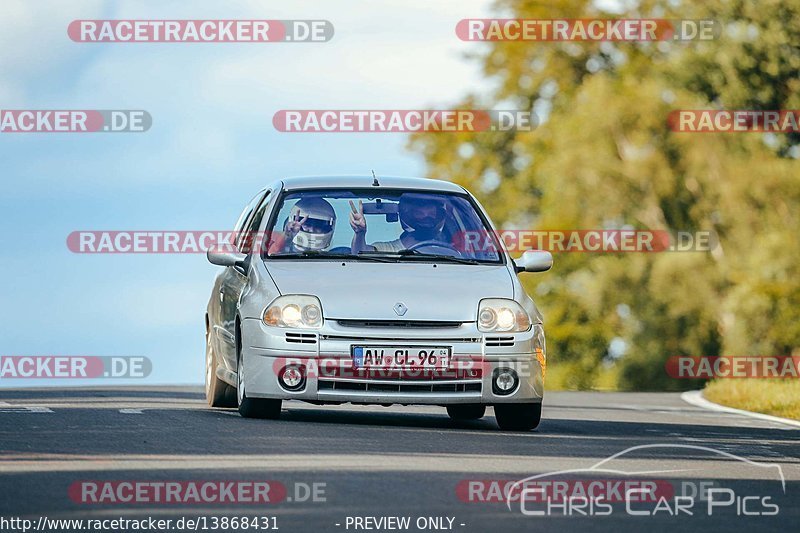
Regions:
[[207, 249, 247, 268], [514, 250, 553, 273], [362, 200, 399, 222]]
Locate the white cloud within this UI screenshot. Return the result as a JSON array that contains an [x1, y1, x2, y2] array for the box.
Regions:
[[6, 0, 493, 109], [2, 0, 495, 186], [0, 0, 104, 103]]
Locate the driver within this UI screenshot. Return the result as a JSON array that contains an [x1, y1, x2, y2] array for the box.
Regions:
[[350, 193, 447, 253], [268, 197, 336, 254]]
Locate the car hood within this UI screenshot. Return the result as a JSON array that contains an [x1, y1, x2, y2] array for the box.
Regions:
[[265, 261, 514, 321]]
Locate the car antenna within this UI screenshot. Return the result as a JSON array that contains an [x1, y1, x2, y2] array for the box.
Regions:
[[371, 170, 380, 187]]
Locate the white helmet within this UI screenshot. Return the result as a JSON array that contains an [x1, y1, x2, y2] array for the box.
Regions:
[[289, 198, 336, 251]]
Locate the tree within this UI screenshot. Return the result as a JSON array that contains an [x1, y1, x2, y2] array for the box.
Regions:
[[409, 0, 800, 390]]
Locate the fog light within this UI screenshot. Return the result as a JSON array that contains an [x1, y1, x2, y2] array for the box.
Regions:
[[279, 365, 306, 391], [492, 368, 519, 395]]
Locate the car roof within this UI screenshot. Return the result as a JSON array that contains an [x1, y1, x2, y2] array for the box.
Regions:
[[277, 175, 467, 194]]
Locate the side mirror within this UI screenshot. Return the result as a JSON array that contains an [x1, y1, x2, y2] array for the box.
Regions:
[[207, 248, 247, 268], [514, 250, 553, 273]]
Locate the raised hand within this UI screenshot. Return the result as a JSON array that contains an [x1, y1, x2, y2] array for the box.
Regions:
[[285, 215, 309, 236], [349, 200, 366, 234]]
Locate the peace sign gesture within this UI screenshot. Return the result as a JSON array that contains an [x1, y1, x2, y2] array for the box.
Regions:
[[285, 214, 309, 236], [349, 200, 366, 234]]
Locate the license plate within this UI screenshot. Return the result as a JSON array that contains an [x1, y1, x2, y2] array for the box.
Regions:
[[352, 346, 451, 369]]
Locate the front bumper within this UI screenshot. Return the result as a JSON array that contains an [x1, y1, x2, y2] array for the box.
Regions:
[[240, 318, 545, 405]]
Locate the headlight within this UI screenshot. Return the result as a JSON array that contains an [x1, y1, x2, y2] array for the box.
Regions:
[[477, 299, 531, 332], [263, 295, 323, 329]]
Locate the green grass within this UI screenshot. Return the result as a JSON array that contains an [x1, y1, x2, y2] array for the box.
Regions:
[[704, 379, 800, 421], [546, 363, 620, 391]]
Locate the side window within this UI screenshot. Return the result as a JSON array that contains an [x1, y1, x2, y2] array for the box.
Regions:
[[238, 191, 271, 253], [233, 191, 265, 234]]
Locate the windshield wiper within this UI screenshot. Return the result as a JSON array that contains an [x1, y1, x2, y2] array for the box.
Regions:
[[272, 251, 397, 263], [360, 249, 482, 265]]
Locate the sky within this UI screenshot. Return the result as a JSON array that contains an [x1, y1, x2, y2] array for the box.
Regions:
[[0, 0, 496, 386]]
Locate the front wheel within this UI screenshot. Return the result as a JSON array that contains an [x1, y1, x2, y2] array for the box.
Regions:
[[206, 326, 235, 407], [494, 403, 542, 431], [236, 343, 282, 419], [446, 404, 486, 420]]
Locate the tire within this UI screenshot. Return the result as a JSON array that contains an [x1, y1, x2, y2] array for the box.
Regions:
[[494, 403, 542, 431], [236, 330, 282, 420], [206, 324, 235, 408], [446, 404, 486, 420]]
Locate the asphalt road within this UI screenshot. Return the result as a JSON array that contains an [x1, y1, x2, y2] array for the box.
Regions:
[[0, 387, 797, 533]]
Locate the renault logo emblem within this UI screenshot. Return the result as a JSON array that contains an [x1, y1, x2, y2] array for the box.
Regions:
[[393, 302, 408, 316]]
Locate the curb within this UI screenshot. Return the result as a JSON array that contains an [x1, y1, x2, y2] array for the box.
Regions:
[[681, 390, 800, 430]]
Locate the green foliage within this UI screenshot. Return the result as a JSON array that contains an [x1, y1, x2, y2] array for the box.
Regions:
[[410, 0, 800, 390]]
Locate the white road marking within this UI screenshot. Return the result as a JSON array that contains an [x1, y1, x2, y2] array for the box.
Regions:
[[119, 409, 143, 414], [608, 404, 688, 412], [0, 401, 53, 413], [681, 390, 800, 430]]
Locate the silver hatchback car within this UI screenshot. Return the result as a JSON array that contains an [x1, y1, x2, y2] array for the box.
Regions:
[[205, 176, 552, 431]]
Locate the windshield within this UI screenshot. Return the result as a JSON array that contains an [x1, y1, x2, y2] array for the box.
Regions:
[[263, 188, 503, 263]]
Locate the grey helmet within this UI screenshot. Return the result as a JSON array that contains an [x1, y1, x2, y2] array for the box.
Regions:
[[398, 193, 446, 236]]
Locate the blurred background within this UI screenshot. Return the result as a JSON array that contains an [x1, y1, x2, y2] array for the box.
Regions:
[[1, 1, 798, 403], [410, 0, 800, 394], [0, 0, 493, 386]]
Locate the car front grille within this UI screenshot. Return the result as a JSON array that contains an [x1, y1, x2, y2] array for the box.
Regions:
[[318, 380, 482, 394], [316, 365, 483, 395], [285, 332, 318, 344], [336, 319, 464, 329], [485, 336, 515, 347]]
